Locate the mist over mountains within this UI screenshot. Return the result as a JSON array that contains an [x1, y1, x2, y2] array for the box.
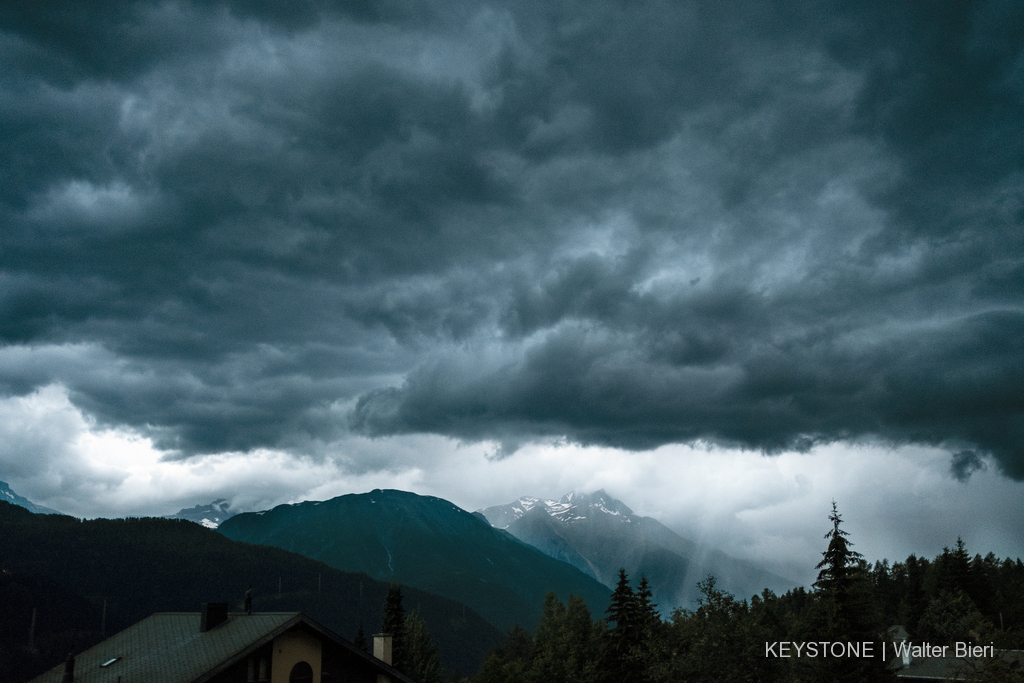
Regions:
[[479, 490, 794, 611]]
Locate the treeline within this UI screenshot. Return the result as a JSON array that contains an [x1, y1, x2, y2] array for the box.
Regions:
[[3, 499, 1022, 682], [365, 584, 445, 683], [458, 503, 1024, 683]]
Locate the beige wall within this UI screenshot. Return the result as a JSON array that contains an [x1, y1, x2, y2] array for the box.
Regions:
[[270, 628, 322, 683]]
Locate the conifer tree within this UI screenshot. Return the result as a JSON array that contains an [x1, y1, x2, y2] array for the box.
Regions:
[[405, 611, 442, 683], [810, 502, 892, 682], [634, 576, 660, 644], [530, 592, 568, 683], [523, 592, 599, 683], [382, 584, 408, 674], [815, 500, 863, 604], [564, 595, 600, 682], [599, 569, 643, 683], [476, 626, 532, 683], [630, 576, 660, 681], [901, 553, 930, 632], [607, 569, 637, 640]]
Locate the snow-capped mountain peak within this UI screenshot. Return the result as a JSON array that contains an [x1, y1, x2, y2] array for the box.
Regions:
[[482, 490, 635, 529], [478, 489, 796, 615], [0, 481, 63, 515]]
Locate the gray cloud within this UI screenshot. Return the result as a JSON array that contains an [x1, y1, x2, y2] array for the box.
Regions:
[[1, 0, 1022, 480]]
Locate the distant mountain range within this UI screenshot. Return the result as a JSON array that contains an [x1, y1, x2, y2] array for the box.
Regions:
[[218, 489, 612, 632], [0, 481, 62, 515], [164, 498, 238, 528], [478, 490, 795, 611], [1, 483, 797, 679], [4, 479, 793, 629]]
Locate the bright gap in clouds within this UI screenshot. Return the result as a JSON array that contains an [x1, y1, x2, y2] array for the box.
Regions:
[[415, 440, 1024, 586], [2, 385, 1021, 589]]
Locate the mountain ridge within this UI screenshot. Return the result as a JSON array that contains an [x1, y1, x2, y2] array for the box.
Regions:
[[218, 489, 612, 632], [0, 480, 63, 515]]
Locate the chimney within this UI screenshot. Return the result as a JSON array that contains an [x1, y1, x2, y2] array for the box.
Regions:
[[373, 633, 393, 665], [61, 653, 75, 683], [200, 603, 229, 632], [888, 625, 911, 668]]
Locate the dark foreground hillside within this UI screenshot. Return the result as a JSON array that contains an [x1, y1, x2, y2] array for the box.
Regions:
[[0, 501, 500, 682]]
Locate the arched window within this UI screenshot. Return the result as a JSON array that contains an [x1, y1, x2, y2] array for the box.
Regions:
[[289, 661, 314, 683]]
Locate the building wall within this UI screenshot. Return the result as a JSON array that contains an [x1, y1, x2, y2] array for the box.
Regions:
[[271, 628, 322, 683]]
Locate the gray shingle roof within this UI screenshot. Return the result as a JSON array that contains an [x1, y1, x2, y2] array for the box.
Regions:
[[30, 612, 303, 683], [893, 650, 1024, 681]]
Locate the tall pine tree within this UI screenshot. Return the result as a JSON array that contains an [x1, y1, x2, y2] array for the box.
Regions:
[[810, 502, 892, 682], [635, 576, 660, 646], [598, 569, 660, 683], [382, 584, 408, 674], [815, 500, 863, 615], [598, 569, 636, 682]]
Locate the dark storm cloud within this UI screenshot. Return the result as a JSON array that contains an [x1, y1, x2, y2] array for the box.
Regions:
[[1, 1, 1022, 474], [951, 450, 987, 482]]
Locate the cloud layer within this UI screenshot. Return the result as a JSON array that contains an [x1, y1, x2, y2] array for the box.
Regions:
[[1, 0, 1023, 487], [2, 386, 1019, 587]]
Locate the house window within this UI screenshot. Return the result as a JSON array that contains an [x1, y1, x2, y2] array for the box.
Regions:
[[289, 661, 314, 683]]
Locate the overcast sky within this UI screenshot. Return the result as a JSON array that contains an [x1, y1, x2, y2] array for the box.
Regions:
[[1, 0, 1022, 587]]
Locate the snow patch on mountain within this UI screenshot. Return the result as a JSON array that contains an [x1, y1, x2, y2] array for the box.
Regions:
[[165, 499, 238, 528]]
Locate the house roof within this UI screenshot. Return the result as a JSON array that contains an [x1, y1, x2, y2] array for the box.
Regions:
[[29, 611, 416, 683], [894, 655, 970, 680], [893, 650, 1024, 681]]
